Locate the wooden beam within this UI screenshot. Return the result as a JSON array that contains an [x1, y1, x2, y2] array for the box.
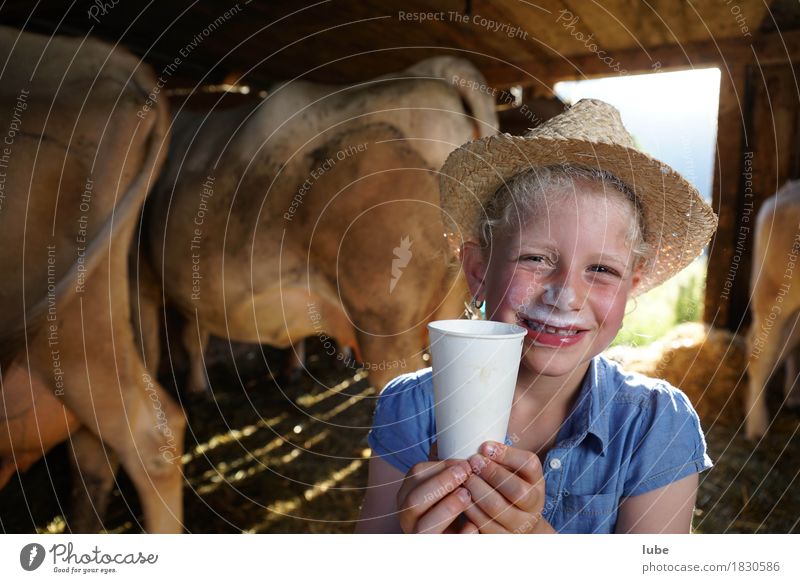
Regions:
[[483, 29, 800, 89]]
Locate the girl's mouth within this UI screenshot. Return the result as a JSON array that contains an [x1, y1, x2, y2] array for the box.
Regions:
[[517, 315, 590, 347]]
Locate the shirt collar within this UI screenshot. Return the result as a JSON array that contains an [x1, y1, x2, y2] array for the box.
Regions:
[[555, 355, 611, 456]]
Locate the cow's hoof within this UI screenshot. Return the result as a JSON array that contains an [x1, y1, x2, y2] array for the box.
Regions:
[[744, 427, 766, 441], [280, 368, 304, 385]]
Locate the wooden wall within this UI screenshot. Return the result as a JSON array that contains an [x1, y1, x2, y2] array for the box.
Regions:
[[704, 60, 800, 332]]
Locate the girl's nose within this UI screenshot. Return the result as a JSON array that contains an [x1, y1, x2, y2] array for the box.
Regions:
[[541, 282, 579, 311]]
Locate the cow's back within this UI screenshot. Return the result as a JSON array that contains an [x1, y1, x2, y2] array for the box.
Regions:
[[145, 56, 494, 367], [148, 58, 493, 285], [751, 180, 800, 294]]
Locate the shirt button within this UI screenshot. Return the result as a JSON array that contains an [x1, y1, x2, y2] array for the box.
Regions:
[[549, 458, 562, 470]]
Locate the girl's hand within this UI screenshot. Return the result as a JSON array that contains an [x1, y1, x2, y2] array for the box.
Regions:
[[462, 441, 554, 534], [395, 443, 479, 534], [395, 458, 478, 533]]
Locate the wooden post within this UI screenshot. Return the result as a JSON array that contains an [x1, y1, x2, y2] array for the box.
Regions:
[[732, 62, 800, 330], [704, 64, 750, 329], [704, 61, 800, 332]]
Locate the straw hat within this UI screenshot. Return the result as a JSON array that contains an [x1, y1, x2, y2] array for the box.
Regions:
[[439, 98, 718, 296]]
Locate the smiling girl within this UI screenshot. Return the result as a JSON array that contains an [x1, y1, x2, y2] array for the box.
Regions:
[[355, 99, 718, 534]]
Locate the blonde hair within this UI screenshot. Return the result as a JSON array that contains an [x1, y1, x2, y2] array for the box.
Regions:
[[476, 164, 652, 272]]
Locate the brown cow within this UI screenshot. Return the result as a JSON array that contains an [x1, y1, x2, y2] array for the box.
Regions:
[[746, 180, 800, 439], [0, 26, 180, 532], [138, 56, 498, 396]]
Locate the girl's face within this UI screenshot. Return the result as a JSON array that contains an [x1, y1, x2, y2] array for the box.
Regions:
[[462, 185, 642, 379]]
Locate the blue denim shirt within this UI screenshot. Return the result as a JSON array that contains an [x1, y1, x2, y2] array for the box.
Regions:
[[367, 354, 713, 534]]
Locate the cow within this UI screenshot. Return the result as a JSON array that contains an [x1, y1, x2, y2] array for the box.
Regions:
[[746, 179, 800, 439], [137, 56, 499, 398], [0, 26, 180, 532]]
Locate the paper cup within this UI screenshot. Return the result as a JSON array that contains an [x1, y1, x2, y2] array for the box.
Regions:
[[427, 319, 526, 460]]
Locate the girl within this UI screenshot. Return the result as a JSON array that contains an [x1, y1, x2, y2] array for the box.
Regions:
[[355, 99, 718, 534]]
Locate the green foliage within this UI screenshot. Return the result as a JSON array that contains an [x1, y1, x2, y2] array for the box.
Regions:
[[675, 273, 701, 324], [611, 256, 706, 348]]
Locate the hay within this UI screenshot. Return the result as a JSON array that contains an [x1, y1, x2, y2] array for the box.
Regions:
[[605, 322, 748, 428], [607, 323, 800, 533]]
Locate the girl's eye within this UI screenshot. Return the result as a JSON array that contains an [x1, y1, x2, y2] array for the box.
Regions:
[[521, 255, 552, 264], [521, 255, 553, 266], [589, 265, 620, 277]]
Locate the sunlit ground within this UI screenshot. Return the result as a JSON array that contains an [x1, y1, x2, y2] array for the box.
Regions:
[[0, 342, 378, 534]]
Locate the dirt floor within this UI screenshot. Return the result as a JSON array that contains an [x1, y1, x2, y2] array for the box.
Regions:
[[1, 325, 798, 533], [0, 339, 376, 534]]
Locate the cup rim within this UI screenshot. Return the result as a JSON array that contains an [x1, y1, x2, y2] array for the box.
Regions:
[[427, 319, 527, 339]]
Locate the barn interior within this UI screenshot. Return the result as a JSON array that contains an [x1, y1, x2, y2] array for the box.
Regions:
[[0, 0, 798, 533]]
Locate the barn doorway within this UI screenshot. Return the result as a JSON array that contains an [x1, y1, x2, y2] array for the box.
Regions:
[[554, 68, 722, 347]]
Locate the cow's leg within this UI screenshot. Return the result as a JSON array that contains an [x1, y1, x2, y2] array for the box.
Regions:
[[40, 335, 187, 533], [115, 238, 188, 532], [138, 301, 161, 375], [117, 367, 186, 533], [66, 427, 119, 533], [35, 257, 186, 533], [747, 322, 777, 440], [747, 341, 777, 439], [74, 334, 186, 533], [746, 309, 800, 439], [182, 320, 210, 398], [130, 257, 162, 375], [282, 339, 306, 382]]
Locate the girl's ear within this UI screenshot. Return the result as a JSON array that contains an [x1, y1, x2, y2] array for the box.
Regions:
[[629, 260, 644, 293], [460, 241, 488, 299]]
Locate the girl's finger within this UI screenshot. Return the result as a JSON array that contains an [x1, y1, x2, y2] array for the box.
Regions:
[[397, 461, 472, 531], [415, 487, 472, 533], [480, 441, 544, 485], [459, 517, 480, 534], [396, 459, 467, 510], [468, 454, 542, 513], [464, 473, 533, 533], [463, 500, 507, 534]]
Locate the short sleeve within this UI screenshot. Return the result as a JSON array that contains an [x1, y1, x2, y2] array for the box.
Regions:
[[367, 370, 435, 474], [622, 383, 713, 497]]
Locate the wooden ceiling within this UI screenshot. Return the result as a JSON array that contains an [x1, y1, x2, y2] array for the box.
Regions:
[[1, 0, 799, 92]]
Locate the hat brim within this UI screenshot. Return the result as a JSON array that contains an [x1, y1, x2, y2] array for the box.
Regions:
[[439, 133, 718, 297]]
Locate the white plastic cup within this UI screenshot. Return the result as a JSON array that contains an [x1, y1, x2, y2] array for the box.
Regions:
[[427, 319, 526, 460]]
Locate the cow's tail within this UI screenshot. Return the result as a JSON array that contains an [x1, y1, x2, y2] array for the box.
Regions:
[[0, 66, 170, 376], [401, 56, 499, 139]]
